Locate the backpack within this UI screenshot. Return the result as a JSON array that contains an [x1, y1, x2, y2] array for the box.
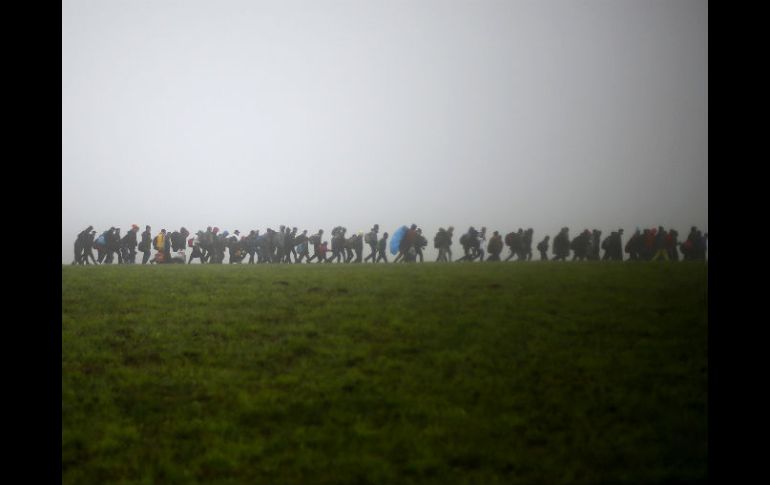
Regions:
[[460, 234, 469, 246], [188, 238, 195, 248], [505, 232, 515, 246], [309, 234, 321, 245], [365, 232, 374, 244]]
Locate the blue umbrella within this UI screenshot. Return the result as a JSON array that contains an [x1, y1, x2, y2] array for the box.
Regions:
[[390, 225, 408, 255]]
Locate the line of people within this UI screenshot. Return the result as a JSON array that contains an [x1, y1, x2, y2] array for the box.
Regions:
[[71, 224, 708, 265]]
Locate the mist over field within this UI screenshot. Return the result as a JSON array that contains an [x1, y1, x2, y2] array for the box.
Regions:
[[62, 0, 707, 263]]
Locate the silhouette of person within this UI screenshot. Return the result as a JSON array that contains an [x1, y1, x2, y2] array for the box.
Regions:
[[121, 225, 140, 264], [552, 227, 570, 261], [364, 225, 379, 263], [487, 231, 503, 261], [376, 232, 389, 263], [537, 235, 550, 260], [414, 228, 427, 262], [139, 225, 152, 264], [72, 226, 93, 265]]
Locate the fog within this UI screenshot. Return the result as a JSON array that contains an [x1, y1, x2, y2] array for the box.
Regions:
[[62, 0, 707, 263]]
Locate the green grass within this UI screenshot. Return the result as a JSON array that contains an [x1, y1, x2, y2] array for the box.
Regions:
[[62, 262, 708, 484]]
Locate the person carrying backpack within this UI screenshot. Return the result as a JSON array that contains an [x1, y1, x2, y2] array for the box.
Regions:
[[537, 235, 550, 261], [364, 225, 379, 263], [487, 231, 503, 261], [504, 229, 522, 262], [104, 228, 123, 264], [456, 227, 479, 262], [307, 229, 326, 263], [294, 230, 310, 264], [72, 226, 93, 265], [94, 229, 110, 263], [444, 226, 455, 263], [396, 224, 419, 263], [121, 225, 140, 264]]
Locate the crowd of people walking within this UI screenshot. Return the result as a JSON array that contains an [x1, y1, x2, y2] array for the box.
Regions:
[[70, 224, 708, 265]]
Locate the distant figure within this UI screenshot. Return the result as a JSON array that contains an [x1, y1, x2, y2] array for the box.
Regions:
[[212, 228, 226, 264], [294, 230, 309, 264], [105, 227, 122, 264], [285, 227, 298, 263], [345, 232, 364, 263], [694, 230, 707, 261], [589, 230, 602, 261], [552, 227, 570, 261], [258, 228, 274, 263], [571, 230, 590, 261], [522, 228, 534, 261], [667, 229, 679, 261], [434, 228, 451, 262], [318, 240, 330, 263], [72, 226, 93, 265], [227, 230, 245, 264], [457, 226, 479, 262], [376, 232, 389, 263], [625, 228, 641, 261], [200, 227, 215, 263], [475, 227, 487, 262], [364, 225, 379, 263], [164, 227, 174, 263], [121, 225, 140, 264], [188, 231, 204, 264], [308, 229, 326, 263], [642, 228, 656, 261], [329, 227, 346, 263], [150, 229, 167, 264], [537, 235, 550, 260], [83, 230, 97, 265], [611, 229, 624, 261], [396, 224, 418, 263], [414, 228, 427, 262], [504, 229, 522, 262], [651, 226, 669, 261], [601, 232, 613, 261], [487, 231, 503, 261], [139, 225, 152, 264], [242, 230, 257, 264], [445, 226, 454, 261]]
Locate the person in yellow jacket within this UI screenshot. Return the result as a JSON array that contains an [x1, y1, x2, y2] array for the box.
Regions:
[[150, 229, 167, 264]]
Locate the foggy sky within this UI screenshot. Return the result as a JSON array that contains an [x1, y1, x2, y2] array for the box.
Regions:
[[62, 0, 707, 262]]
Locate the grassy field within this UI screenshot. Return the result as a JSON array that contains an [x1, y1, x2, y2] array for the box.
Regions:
[[62, 262, 708, 484]]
